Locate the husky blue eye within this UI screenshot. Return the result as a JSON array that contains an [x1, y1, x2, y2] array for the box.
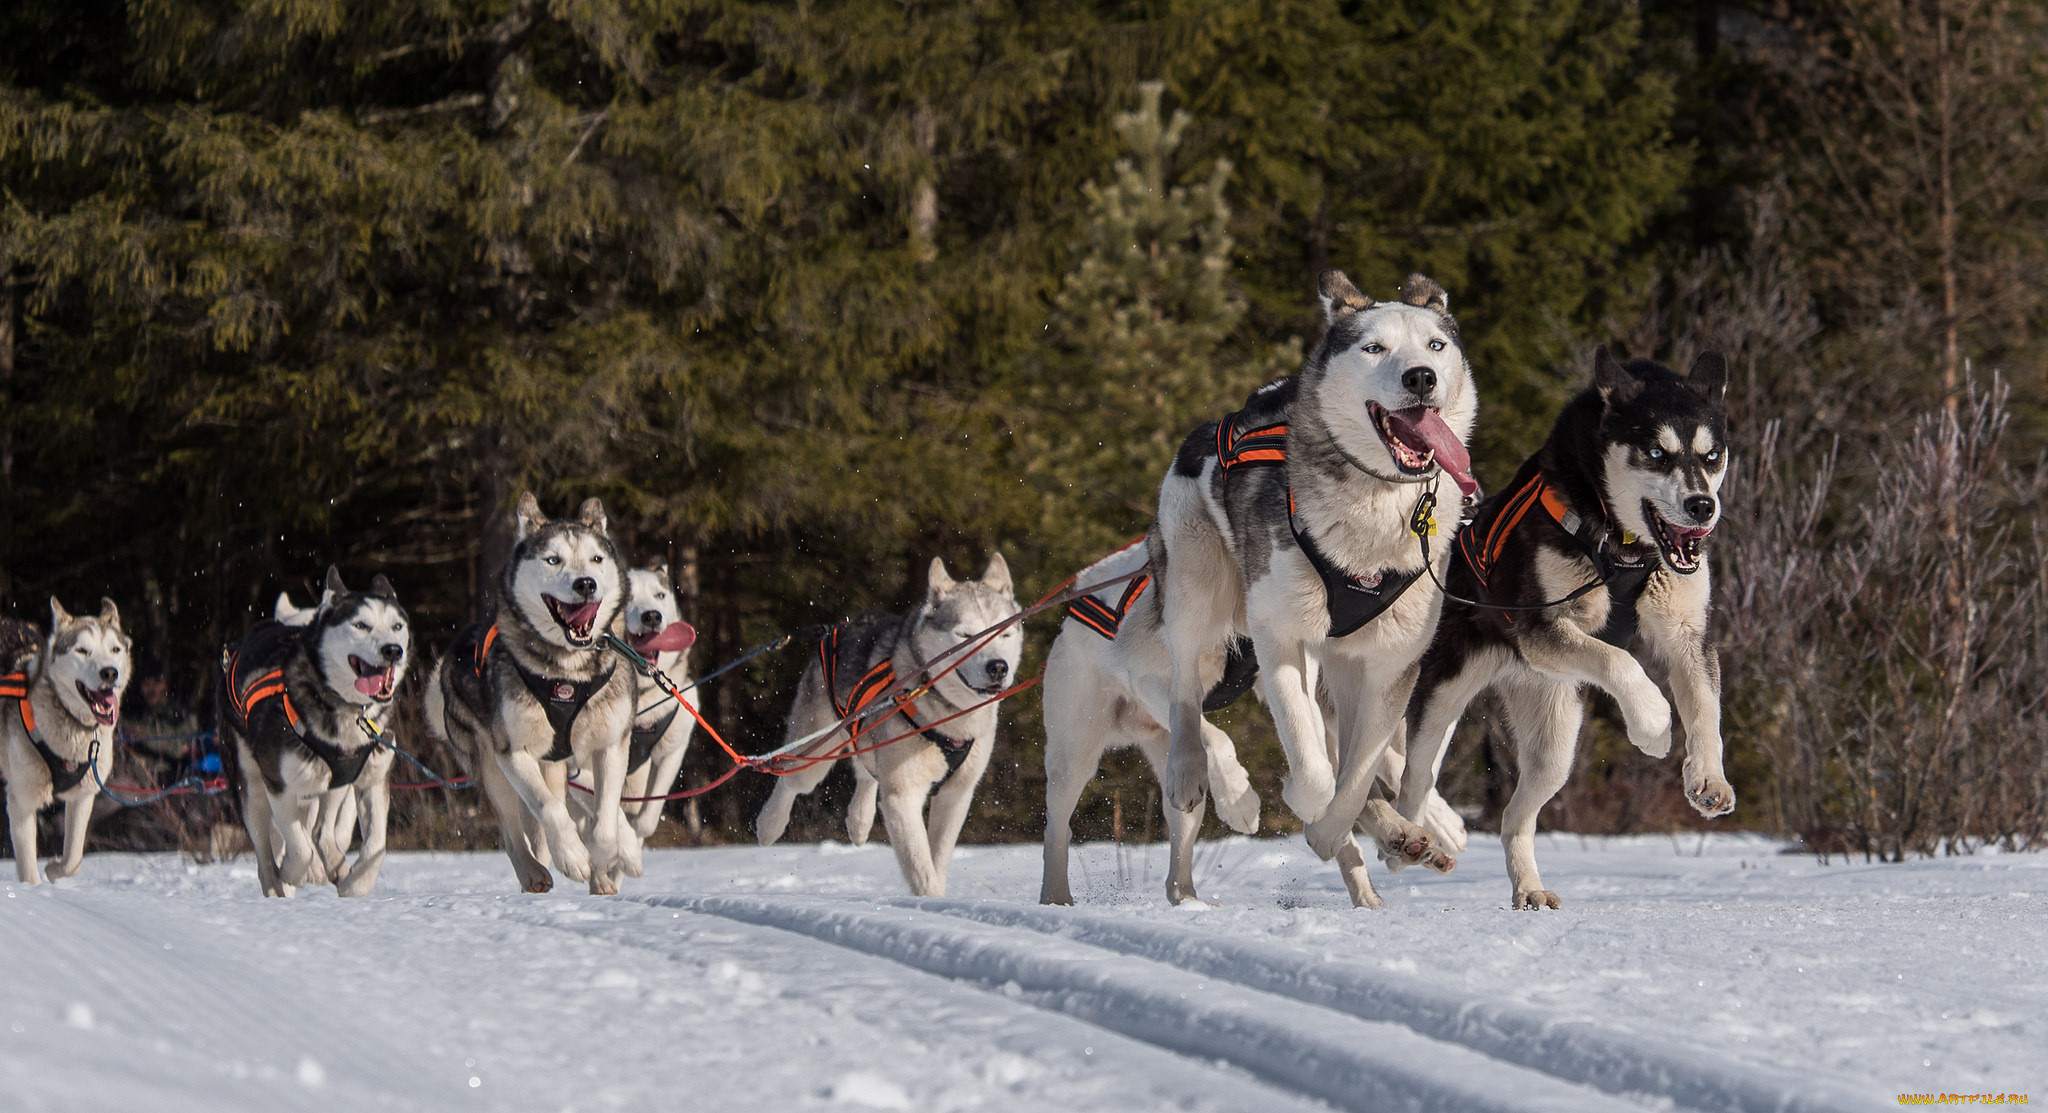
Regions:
[[1706, 450, 1720, 462], [1364, 343, 1384, 354], [545, 555, 562, 566], [1648, 448, 1664, 459], [1428, 339, 1445, 351]]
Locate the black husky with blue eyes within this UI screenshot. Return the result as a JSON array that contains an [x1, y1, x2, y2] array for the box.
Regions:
[[1394, 346, 1736, 911]]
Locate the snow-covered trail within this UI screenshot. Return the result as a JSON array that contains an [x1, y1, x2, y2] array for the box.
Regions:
[[1, 832, 2042, 1112]]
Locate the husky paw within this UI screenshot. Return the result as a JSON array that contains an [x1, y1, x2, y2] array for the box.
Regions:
[[552, 840, 592, 883], [1163, 751, 1208, 816], [44, 860, 77, 881], [1210, 781, 1262, 835], [520, 870, 554, 894], [1377, 825, 1434, 868], [1513, 888, 1563, 910], [589, 868, 621, 897], [1164, 877, 1199, 907], [1419, 791, 1469, 855], [1302, 810, 1355, 862], [1425, 848, 1458, 873], [1625, 693, 1674, 758], [336, 873, 374, 899], [1040, 882, 1074, 907], [1341, 864, 1384, 910], [617, 820, 645, 879], [1280, 767, 1336, 825], [1686, 774, 1736, 818]]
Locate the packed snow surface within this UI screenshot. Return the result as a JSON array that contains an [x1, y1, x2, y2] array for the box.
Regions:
[[1, 832, 2041, 1112]]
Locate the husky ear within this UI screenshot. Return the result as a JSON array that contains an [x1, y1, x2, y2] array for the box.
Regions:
[[1688, 350, 1729, 400], [1317, 269, 1374, 324], [368, 574, 397, 600], [318, 565, 347, 614], [576, 497, 609, 536], [1592, 346, 1641, 405], [1400, 273, 1450, 314], [515, 491, 546, 541], [927, 557, 957, 595], [98, 597, 122, 630], [49, 596, 72, 629], [647, 560, 670, 583], [980, 552, 1013, 595]]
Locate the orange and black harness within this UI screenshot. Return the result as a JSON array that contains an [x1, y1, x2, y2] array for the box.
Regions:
[[1214, 393, 1425, 640], [817, 622, 974, 773], [222, 634, 381, 788], [450, 622, 616, 764], [0, 673, 96, 793], [1447, 460, 1652, 648]]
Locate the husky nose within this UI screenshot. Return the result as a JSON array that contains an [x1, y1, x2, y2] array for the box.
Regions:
[[641, 610, 664, 630], [573, 576, 598, 599], [1401, 366, 1437, 397], [379, 643, 405, 664], [985, 659, 1009, 686], [98, 666, 119, 685], [1684, 495, 1717, 524]]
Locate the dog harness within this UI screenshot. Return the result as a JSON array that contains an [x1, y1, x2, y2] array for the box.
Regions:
[[1455, 461, 1652, 647], [0, 673, 95, 792], [628, 704, 680, 774], [451, 623, 616, 763], [1213, 387, 1424, 639], [1064, 571, 1261, 713], [817, 624, 974, 772], [222, 625, 380, 788]]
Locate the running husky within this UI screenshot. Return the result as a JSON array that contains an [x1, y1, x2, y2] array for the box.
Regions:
[[424, 493, 637, 895], [1041, 538, 1468, 906], [567, 562, 698, 869], [0, 599, 131, 884], [754, 555, 1023, 897], [1397, 348, 1733, 909], [217, 568, 409, 898], [1149, 270, 1479, 908]]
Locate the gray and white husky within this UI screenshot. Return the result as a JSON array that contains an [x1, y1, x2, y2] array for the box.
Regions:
[[566, 562, 698, 872], [1398, 347, 1733, 909], [218, 567, 409, 898], [1040, 538, 1469, 906], [1149, 270, 1479, 907], [755, 555, 1023, 898], [0, 598, 131, 884], [424, 493, 637, 895]]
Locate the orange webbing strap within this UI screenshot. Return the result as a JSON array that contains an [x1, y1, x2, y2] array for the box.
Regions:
[[0, 672, 27, 702], [477, 625, 499, 676], [1217, 418, 1289, 472], [1066, 572, 1151, 640], [1459, 470, 1548, 589], [817, 626, 899, 721]]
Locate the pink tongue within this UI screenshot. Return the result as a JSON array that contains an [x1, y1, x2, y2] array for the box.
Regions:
[[1387, 406, 1476, 496], [354, 671, 388, 696], [633, 622, 697, 655], [566, 601, 602, 628]]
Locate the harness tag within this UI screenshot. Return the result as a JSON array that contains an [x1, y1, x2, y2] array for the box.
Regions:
[[1409, 493, 1439, 539], [552, 682, 575, 701], [1621, 530, 1638, 546]]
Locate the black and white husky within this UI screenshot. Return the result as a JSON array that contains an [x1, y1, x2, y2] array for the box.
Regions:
[[217, 567, 409, 898], [754, 556, 1023, 897], [1039, 538, 1470, 906], [1147, 270, 1479, 907], [1397, 348, 1734, 909], [0, 599, 131, 884], [424, 493, 637, 895]]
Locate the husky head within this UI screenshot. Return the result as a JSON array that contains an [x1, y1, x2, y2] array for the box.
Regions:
[[1592, 347, 1730, 575], [43, 597, 132, 730], [626, 562, 697, 661], [1302, 270, 1479, 496], [507, 492, 628, 650], [309, 567, 411, 706], [911, 554, 1024, 708]]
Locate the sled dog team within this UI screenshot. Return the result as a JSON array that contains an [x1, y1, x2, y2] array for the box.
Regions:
[[0, 267, 1733, 910]]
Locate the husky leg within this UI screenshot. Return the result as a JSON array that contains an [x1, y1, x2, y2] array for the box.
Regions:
[[1302, 655, 1417, 864], [338, 765, 389, 898], [7, 785, 43, 884], [1497, 677, 1582, 910], [631, 740, 693, 842], [1133, 727, 1206, 905], [923, 746, 992, 893], [1366, 726, 1459, 872], [581, 742, 628, 896], [1641, 583, 1735, 817], [1516, 624, 1672, 758], [755, 744, 838, 847], [1397, 646, 1501, 866], [476, 749, 552, 893], [316, 788, 356, 886], [45, 775, 98, 881], [496, 750, 590, 884], [278, 789, 329, 889], [1040, 708, 1115, 906], [1250, 635, 1333, 824], [1199, 720, 1260, 835], [234, 743, 290, 897], [1157, 509, 1239, 815], [846, 763, 879, 847], [876, 773, 943, 897]]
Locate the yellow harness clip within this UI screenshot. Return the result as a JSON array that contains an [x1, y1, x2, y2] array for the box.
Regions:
[[1620, 530, 1638, 546]]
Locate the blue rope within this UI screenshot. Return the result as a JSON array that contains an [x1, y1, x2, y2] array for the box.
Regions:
[[84, 739, 226, 809]]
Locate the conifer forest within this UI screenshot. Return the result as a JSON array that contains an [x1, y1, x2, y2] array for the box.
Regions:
[[3, 0, 2046, 859]]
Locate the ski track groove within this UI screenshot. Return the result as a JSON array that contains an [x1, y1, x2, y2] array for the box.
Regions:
[[895, 898, 1874, 1113], [645, 892, 1679, 1113]]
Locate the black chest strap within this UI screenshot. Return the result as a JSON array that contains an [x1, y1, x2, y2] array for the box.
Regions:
[[1289, 494, 1423, 639], [628, 704, 681, 774], [508, 657, 617, 762], [4, 675, 95, 793]]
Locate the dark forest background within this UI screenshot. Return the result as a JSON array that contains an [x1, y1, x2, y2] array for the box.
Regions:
[[3, 0, 2045, 860]]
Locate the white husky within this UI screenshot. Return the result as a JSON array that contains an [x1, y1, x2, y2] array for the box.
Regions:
[[0, 598, 132, 884]]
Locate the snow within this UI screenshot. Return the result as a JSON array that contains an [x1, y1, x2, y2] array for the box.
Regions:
[[1, 832, 2042, 1112]]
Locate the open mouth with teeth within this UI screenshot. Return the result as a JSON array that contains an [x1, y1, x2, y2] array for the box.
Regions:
[[545, 595, 604, 646], [1366, 403, 1477, 495], [348, 655, 398, 699], [629, 620, 697, 657], [75, 681, 118, 726], [1645, 501, 1712, 573]]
